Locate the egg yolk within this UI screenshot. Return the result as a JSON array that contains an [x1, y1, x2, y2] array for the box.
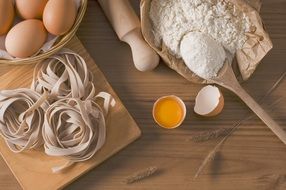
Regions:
[[153, 97, 184, 129]]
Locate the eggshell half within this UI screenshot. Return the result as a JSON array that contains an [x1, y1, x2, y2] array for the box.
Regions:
[[16, 0, 48, 19], [0, 0, 15, 35], [43, 0, 77, 35], [5, 19, 47, 58], [194, 85, 224, 117]]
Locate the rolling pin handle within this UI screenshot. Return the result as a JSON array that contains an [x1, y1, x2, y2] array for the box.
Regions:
[[98, 0, 159, 71], [122, 28, 159, 72]]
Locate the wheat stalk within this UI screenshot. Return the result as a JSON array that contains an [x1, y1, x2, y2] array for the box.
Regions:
[[194, 114, 253, 178], [192, 128, 232, 142], [193, 70, 286, 179], [124, 166, 158, 184]]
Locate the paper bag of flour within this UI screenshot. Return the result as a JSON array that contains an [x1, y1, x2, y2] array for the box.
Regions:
[[140, 0, 272, 83]]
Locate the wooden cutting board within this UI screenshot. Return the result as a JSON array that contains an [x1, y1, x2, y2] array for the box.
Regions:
[[0, 37, 141, 190]]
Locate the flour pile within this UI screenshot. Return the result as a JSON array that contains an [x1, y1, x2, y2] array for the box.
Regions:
[[180, 32, 226, 79], [150, 0, 251, 57]]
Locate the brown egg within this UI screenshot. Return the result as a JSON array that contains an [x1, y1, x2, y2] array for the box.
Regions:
[[43, 0, 77, 35], [0, 0, 15, 35], [194, 85, 224, 117], [16, 0, 48, 19], [5, 19, 47, 58]]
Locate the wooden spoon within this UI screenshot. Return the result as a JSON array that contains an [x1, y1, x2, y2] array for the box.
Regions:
[[210, 62, 286, 144]]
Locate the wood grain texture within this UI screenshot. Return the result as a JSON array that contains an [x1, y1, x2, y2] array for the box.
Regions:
[[1, 0, 286, 189]]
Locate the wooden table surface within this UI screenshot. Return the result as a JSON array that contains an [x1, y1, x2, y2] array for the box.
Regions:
[[1, 0, 286, 189]]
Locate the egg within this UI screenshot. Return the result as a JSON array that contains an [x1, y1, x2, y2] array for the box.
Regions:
[[0, 0, 14, 35], [43, 0, 77, 35], [194, 85, 224, 117], [153, 95, 186, 129], [15, 0, 48, 19], [5, 19, 47, 58]]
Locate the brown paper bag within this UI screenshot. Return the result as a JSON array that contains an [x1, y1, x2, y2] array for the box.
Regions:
[[140, 0, 272, 84], [245, 0, 262, 11]]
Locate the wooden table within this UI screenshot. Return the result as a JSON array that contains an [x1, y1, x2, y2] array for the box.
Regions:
[[1, 0, 286, 189]]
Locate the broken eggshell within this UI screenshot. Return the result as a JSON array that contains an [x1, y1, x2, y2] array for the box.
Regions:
[[153, 95, 186, 129], [194, 85, 224, 117]]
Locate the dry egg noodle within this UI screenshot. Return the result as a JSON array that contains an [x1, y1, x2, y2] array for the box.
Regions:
[[43, 92, 115, 173], [153, 96, 185, 129], [31, 49, 96, 102], [0, 49, 116, 173], [0, 89, 49, 153]]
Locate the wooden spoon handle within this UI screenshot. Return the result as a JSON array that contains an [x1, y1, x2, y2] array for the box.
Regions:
[[233, 84, 286, 144], [211, 63, 286, 144]]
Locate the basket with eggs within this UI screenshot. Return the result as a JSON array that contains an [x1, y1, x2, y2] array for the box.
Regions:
[[0, 0, 87, 65]]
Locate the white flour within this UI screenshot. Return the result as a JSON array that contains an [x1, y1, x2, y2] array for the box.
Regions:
[[149, 0, 251, 57], [180, 32, 226, 79]]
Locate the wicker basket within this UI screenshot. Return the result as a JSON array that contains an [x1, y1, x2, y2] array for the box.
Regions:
[[0, 0, 88, 65]]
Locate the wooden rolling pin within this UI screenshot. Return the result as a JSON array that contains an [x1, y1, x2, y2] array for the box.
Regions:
[[98, 0, 159, 72]]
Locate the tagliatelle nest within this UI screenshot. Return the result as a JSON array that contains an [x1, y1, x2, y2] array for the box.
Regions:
[[0, 89, 49, 153], [0, 49, 116, 173], [31, 49, 95, 102], [43, 92, 115, 173]]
